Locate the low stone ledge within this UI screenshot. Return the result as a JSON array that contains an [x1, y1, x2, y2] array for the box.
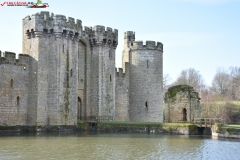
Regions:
[[0, 125, 77, 133], [78, 121, 199, 135]]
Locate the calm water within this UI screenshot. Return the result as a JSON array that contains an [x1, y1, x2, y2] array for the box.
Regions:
[[0, 132, 240, 160]]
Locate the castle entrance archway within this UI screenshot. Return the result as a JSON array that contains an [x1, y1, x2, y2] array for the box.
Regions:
[[183, 108, 187, 121], [78, 97, 82, 119]]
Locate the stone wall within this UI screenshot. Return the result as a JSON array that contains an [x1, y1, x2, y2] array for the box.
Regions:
[[115, 64, 129, 121], [0, 12, 165, 126], [0, 52, 29, 125], [88, 25, 118, 118], [122, 35, 164, 122], [164, 85, 201, 122]]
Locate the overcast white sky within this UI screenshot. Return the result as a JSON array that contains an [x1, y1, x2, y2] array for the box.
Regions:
[[0, 0, 239, 85]]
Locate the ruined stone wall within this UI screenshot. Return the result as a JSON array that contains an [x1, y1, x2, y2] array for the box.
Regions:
[[164, 85, 201, 122], [128, 40, 163, 122], [115, 63, 129, 121], [0, 52, 29, 125]]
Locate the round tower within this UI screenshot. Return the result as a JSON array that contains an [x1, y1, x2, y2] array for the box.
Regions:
[[128, 39, 163, 122]]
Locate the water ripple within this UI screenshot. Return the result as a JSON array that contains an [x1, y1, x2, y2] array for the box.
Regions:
[[0, 133, 239, 159]]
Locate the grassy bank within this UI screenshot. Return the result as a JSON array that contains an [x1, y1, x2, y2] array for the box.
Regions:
[[212, 123, 240, 135]]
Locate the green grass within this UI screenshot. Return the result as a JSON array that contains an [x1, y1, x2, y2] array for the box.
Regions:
[[201, 101, 240, 106], [213, 123, 240, 134], [98, 121, 194, 126], [222, 124, 240, 128]]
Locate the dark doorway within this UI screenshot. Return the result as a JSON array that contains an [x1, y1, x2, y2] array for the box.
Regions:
[[183, 108, 187, 121], [78, 97, 82, 119]]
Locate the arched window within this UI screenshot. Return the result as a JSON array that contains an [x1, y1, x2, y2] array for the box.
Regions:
[[145, 101, 148, 108], [17, 96, 20, 106], [110, 74, 112, 81], [10, 79, 13, 87]]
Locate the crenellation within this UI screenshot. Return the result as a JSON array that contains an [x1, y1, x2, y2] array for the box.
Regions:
[[156, 42, 163, 51], [124, 31, 135, 41], [90, 25, 118, 47], [23, 12, 82, 39], [0, 53, 29, 66], [82, 26, 92, 37], [93, 25, 105, 33], [18, 54, 29, 65], [2, 51, 16, 64], [146, 40, 155, 47], [131, 40, 163, 51]]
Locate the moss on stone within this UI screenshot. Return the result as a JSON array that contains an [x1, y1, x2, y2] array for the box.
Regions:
[[84, 121, 197, 134], [164, 85, 193, 101]]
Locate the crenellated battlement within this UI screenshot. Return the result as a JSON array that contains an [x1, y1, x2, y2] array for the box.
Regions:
[[89, 25, 118, 47], [0, 51, 29, 66], [124, 31, 135, 41], [82, 26, 92, 37], [116, 63, 129, 78], [116, 68, 125, 77], [23, 11, 82, 40], [130, 40, 163, 51], [23, 12, 118, 45]]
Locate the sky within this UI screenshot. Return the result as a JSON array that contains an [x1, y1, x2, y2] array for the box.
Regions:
[[0, 0, 239, 85]]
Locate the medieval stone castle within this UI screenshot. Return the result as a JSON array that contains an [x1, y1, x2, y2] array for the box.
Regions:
[[0, 11, 164, 126]]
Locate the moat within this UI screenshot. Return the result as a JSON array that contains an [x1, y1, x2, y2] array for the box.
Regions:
[[0, 132, 239, 159]]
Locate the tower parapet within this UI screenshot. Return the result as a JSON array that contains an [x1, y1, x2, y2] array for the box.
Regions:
[[82, 26, 92, 37], [131, 41, 163, 51], [124, 31, 135, 41], [89, 25, 118, 48], [23, 11, 82, 39]]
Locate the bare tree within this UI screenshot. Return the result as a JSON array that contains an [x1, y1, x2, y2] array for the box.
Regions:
[[172, 68, 204, 94], [163, 73, 171, 92], [211, 68, 230, 97], [229, 67, 240, 100]]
